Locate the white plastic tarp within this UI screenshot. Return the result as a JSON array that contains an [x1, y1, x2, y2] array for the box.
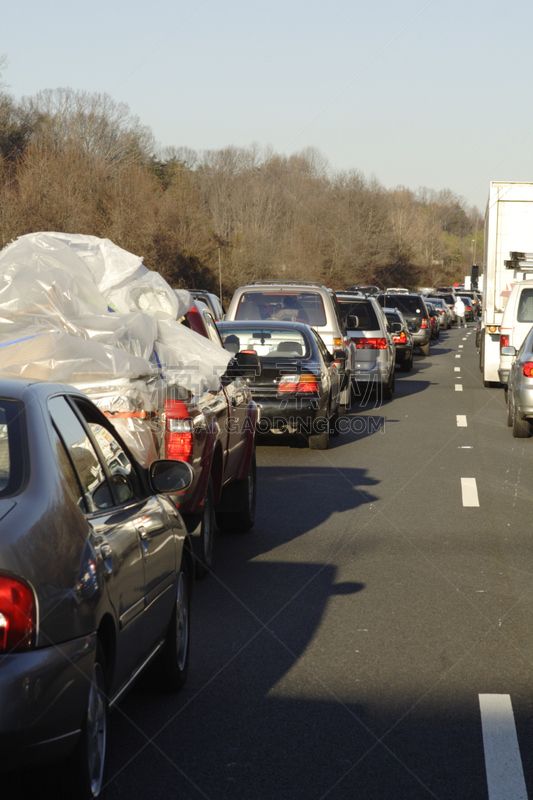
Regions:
[[0, 232, 231, 463]]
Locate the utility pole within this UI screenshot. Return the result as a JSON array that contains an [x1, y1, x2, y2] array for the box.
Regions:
[[218, 248, 222, 302]]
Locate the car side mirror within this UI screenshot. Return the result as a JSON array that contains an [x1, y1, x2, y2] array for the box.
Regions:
[[390, 322, 402, 333], [346, 315, 359, 328], [149, 460, 194, 493], [333, 349, 347, 361], [501, 346, 516, 357]]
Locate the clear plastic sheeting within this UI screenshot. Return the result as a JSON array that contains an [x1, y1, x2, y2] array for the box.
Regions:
[[0, 232, 232, 461], [0, 232, 230, 391], [77, 378, 162, 467]]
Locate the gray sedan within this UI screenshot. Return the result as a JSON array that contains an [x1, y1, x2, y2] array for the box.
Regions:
[[0, 378, 194, 797], [503, 329, 533, 437]]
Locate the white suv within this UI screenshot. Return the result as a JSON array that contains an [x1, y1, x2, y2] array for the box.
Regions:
[[225, 281, 354, 410]]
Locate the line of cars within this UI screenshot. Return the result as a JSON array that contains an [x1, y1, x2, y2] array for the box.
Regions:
[[0, 267, 473, 795]]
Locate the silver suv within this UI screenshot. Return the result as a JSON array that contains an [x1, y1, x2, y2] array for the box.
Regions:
[[225, 281, 353, 410], [336, 292, 396, 399]]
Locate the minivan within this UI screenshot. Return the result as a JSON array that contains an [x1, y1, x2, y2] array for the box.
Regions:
[[498, 279, 533, 385]]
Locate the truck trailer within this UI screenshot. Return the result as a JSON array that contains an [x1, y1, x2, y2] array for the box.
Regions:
[[481, 182, 533, 385]]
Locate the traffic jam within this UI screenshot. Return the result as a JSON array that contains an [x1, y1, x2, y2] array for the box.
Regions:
[[4, 179, 533, 800]]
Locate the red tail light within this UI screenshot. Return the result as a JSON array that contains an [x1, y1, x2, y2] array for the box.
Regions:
[[523, 362, 533, 378], [500, 334, 509, 350], [0, 575, 35, 652], [165, 398, 193, 461], [278, 374, 319, 394], [354, 338, 387, 349], [393, 331, 407, 344], [420, 318, 428, 329]]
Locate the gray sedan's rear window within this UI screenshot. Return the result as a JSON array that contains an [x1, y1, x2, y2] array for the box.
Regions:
[[0, 399, 25, 497], [235, 292, 326, 326], [517, 289, 533, 322], [338, 300, 379, 330]]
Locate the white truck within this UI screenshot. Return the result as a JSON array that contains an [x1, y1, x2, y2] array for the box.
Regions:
[[481, 182, 533, 385]]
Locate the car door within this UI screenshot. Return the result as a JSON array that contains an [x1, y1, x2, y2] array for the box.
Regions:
[[72, 398, 181, 658]]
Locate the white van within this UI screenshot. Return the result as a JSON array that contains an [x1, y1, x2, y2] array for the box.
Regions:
[[498, 279, 533, 384]]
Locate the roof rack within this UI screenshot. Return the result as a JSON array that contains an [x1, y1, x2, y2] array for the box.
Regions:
[[246, 280, 328, 289]]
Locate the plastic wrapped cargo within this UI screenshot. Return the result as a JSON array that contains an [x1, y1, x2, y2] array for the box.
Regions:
[[0, 232, 231, 461]]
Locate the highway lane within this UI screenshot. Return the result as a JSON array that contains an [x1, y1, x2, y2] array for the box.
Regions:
[[19, 322, 533, 799], [103, 322, 533, 799]]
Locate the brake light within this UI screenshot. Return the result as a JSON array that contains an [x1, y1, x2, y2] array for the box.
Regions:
[[524, 362, 533, 377], [278, 374, 319, 394], [500, 334, 509, 350], [0, 575, 35, 652], [354, 338, 387, 349], [165, 398, 194, 462], [420, 318, 428, 329], [393, 331, 407, 344]]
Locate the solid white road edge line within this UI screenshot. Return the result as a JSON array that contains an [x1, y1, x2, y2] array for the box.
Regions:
[[479, 694, 528, 800], [461, 477, 479, 507], [457, 415, 467, 427]]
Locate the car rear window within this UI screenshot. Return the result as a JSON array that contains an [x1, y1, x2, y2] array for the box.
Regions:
[[517, 289, 533, 323], [0, 399, 25, 497], [235, 292, 326, 326], [378, 295, 426, 317], [220, 327, 311, 358], [337, 300, 379, 330]]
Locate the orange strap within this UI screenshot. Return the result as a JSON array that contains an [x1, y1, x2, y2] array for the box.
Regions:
[[103, 411, 149, 419]]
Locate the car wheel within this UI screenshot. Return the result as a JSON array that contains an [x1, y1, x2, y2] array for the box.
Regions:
[[309, 415, 330, 450], [513, 402, 531, 438], [216, 451, 257, 533], [419, 341, 430, 357], [401, 352, 413, 372], [191, 477, 215, 578], [383, 368, 394, 400], [153, 560, 191, 692], [67, 643, 108, 799]]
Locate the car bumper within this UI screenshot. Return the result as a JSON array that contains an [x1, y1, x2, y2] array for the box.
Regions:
[[412, 330, 431, 346], [498, 369, 510, 385], [0, 634, 96, 769], [254, 397, 327, 436]]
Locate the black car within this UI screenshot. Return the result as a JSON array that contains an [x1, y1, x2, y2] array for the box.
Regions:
[[217, 320, 343, 450], [0, 378, 195, 797], [383, 308, 414, 371], [376, 293, 432, 356]]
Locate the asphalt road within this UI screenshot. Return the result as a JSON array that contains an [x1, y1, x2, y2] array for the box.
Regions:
[[21, 323, 533, 799]]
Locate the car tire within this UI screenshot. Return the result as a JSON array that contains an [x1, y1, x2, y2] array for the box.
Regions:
[[190, 477, 215, 578], [401, 352, 413, 372], [507, 392, 513, 427], [383, 368, 395, 400], [309, 415, 330, 449], [216, 451, 257, 534], [419, 341, 430, 357], [513, 403, 531, 438], [67, 642, 108, 800], [153, 560, 191, 692]]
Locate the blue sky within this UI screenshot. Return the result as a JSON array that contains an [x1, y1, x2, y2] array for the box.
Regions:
[[3, 0, 533, 211]]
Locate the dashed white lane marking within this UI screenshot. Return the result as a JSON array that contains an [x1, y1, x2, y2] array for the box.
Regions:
[[454, 367, 460, 372], [455, 354, 461, 358], [461, 477, 479, 506], [459, 345, 464, 349], [462, 337, 467, 340], [479, 694, 528, 800], [455, 384, 463, 391], [457, 415, 467, 426]]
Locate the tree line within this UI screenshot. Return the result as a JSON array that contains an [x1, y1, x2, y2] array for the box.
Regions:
[[0, 76, 483, 302]]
